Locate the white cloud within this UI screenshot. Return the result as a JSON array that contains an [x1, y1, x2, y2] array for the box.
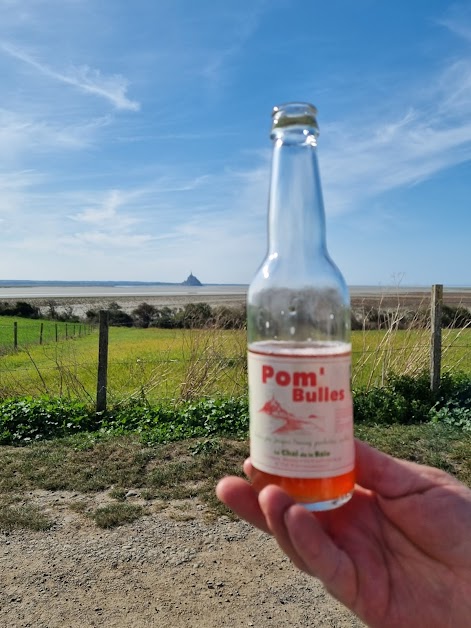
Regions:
[[438, 4, 471, 43], [319, 58, 471, 216], [70, 189, 137, 226], [0, 170, 44, 221], [200, 1, 268, 83], [68, 232, 153, 248], [1, 42, 140, 111], [0, 110, 107, 164]]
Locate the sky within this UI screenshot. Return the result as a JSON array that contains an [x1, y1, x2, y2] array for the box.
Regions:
[[1, 0, 471, 287]]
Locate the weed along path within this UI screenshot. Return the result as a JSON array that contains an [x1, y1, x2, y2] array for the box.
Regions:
[[0, 492, 363, 627]]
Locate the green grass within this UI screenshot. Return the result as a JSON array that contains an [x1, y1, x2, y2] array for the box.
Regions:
[[0, 325, 247, 401], [0, 424, 469, 530], [351, 327, 471, 388], [1, 320, 470, 402], [0, 316, 91, 353], [0, 498, 53, 531], [90, 503, 145, 528]]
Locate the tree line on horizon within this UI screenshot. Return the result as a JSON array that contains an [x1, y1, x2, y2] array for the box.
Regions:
[[1, 299, 471, 330]]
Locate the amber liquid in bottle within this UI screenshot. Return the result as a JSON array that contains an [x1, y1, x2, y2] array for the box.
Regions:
[[247, 103, 355, 511], [251, 468, 356, 506]]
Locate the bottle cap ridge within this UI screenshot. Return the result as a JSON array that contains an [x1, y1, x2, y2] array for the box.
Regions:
[[272, 102, 319, 135]]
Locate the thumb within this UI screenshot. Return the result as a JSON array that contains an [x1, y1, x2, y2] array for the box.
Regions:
[[354, 439, 451, 497]]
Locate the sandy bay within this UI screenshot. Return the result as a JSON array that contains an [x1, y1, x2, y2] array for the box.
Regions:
[[1, 284, 471, 317]]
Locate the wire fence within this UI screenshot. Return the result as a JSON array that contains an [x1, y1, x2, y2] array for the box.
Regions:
[[1, 335, 470, 408], [1, 285, 470, 408], [0, 320, 95, 354]]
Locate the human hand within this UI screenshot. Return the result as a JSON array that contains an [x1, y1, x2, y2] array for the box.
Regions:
[[216, 440, 471, 628]]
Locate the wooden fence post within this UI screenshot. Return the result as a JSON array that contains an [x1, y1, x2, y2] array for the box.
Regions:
[[430, 284, 443, 392], [14, 321, 18, 350], [96, 310, 109, 413], [39, 322, 44, 345], [55, 323, 58, 342]]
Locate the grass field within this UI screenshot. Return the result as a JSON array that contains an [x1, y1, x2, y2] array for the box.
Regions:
[[0, 316, 91, 354], [1, 316, 471, 531], [351, 327, 471, 388], [0, 325, 247, 402], [1, 319, 471, 402]]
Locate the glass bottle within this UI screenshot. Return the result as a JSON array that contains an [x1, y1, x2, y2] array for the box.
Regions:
[[247, 102, 355, 511]]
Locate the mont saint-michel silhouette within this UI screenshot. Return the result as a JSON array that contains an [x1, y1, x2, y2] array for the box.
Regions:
[[258, 397, 325, 434]]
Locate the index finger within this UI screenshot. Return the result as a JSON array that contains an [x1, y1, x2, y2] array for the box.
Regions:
[[216, 476, 271, 534]]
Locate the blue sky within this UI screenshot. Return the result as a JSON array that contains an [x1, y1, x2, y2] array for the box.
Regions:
[[1, 0, 471, 286]]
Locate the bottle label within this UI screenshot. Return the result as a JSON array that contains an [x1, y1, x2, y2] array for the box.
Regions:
[[248, 344, 354, 478]]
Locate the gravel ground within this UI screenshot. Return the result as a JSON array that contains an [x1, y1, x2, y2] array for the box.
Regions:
[[0, 493, 364, 628]]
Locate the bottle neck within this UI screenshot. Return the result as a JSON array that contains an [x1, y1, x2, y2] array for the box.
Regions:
[[268, 132, 327, 259]]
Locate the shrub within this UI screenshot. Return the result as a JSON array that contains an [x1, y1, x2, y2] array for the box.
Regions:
[[0, 397, 98, 445], [441, 305, 471, 328], [150, 306, 181, 329], [1, 371, 470, 447], [0, 301, 40, 319], [132, 302, 157, 328], [353, 371, 471, 427], [179, 302, 213, 328], [86, 302, 133, 327], [212, 305, 246, 329], [102, 397, 249, 445]]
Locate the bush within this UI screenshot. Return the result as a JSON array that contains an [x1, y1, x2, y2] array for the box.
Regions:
[[0, 396, 250, 446], [212, 305, 246, 329], [102, 397, 249, 445], [132, 302, 157, 328], [0, 301, 40, 319], [86, 302, 133, 327], [1, 371, 470, 446], [0, 397, 98, 445], [353, 371, 471, 426], [441, 305, 471, 328], [150, 306, 181, 329], [179, 302, 213, 328]]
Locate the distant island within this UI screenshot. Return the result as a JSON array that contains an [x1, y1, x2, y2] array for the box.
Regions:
[[181, 273, 202, 287]]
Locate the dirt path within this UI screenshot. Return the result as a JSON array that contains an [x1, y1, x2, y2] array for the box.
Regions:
[[0, 495, 364, 628]]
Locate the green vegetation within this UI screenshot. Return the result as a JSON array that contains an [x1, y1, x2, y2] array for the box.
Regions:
[[0, 301, 41, 318], [0, 315, 89, 355], [0, 371, 470, 529], [1, 372, 470, 448], [1, 299, 470, 530], [0, 326, 247, 402], [0, 434, 249, 528], [0, 499, 53, 531], [90, 503, 145, 528], [84, 300, 247, 329], [1, 323, 470, 402], [0, 299, 247, 331], [0, 396, 249, 446], [351, 327, 471, 388], [1, 299, 470, 402]]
